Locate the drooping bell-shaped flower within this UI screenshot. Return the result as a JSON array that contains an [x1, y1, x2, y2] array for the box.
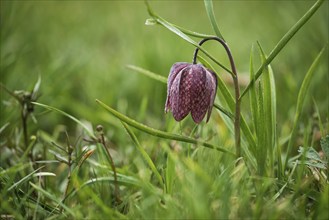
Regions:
[[165, 62, 218, 123]]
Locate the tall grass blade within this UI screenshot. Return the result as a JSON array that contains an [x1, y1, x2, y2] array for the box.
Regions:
[[283, 46, 326, 170], [96, 99, 234, 156], [121, 122, 164, 188], [204, 0, 224, 39], [257, 42, 277, 177], [240, 0, 325, 99], [249, 45, 259, 137], [165, 151, 175, 194], [32, 102, 95, 139], [257, 82, 266, 176], [126, 65, 167, 83]]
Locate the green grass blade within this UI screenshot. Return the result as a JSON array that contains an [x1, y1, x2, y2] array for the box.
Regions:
[[121, 122, 164, 188], [165, 151, 175, 194], [240, 0, 325, 99], [29, 182, 75, 217], [32, 102, 95, 139], [126, 65, 167, 83], [257, 82, 266, 176], [96, 99, 234, 156], [7, 166, 44, 191], [31, 74, 41, 100], [283, 46, 326, 170], [170, 23, 214, 39], [257, 42, 277, 177], [145, 18, 214, 39], [66, 175, 142, 200], [204, 0, 224, 39], [19, 135, 37, 163], [249, 45, 259, 138]]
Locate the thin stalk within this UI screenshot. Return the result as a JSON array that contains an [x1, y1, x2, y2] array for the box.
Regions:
[[193, 37, 241, 158], [21, 110, 29, 150], [21, 108, 34, 164], [61, 133, 73, 210], [97, 126, 121, 204]]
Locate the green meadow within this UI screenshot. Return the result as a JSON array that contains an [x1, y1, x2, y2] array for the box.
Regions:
[[1, 1, 328, 219]]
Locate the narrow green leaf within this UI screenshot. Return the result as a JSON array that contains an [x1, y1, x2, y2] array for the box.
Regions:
[[171, 23, 215, 39], [204, 0, 224, 39], [257, 42, 277, 176], [240, 0, 325, 99], [126, 65, 167, 83], [121, 122, 164, 187], [257, 82, 266, 176], [29, 182, 75, 217], [267, 183, 287, 204], [0, 122, 10, 134], [249, 45, 259, 138], [96, 99, 234, 156], [33, 172, 56, 177], [283, 47, 326, 170], [66, 175, 142, 200], [165, 152, 175, 194], [7, 166, 44, 191], [31, 74, 41, 100], [19, 135, 37, 163], [32, 102, 95, 139], [0, 163, 29, 178]]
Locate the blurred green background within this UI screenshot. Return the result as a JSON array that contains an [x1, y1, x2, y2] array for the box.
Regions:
[[1, 0, 328, 136]]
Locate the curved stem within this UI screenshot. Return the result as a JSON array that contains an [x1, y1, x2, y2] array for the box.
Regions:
[[193, 37, 241, 158]]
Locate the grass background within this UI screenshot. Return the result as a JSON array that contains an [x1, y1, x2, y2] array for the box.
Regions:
[[1, 1, 328, 219]]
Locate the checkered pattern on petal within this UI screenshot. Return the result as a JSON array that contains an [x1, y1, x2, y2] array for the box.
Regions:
[[165, 62, 218, 123], [205, 68, 218, 122], [165, 62, 190, 113], [171, 66, 192, 121], [190, 65, 209, 123]]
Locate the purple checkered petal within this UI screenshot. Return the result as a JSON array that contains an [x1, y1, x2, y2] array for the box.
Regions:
[[190, 65, 209, 123], [165, 62, 190, 113], [171, 66, 192, 121], [205, 68, 218, 122], [165, 62, 218, 123]]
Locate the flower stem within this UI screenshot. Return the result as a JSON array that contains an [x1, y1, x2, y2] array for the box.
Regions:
[[96, 125, 121, 205], [193, 37, 241, 158]]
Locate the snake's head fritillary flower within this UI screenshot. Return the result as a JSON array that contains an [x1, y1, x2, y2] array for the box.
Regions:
[[165, 62, 218, 123]]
